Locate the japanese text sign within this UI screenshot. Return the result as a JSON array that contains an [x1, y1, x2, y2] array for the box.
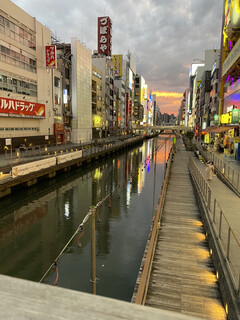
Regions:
[[98, 16, 112, 56], [112, 55, 122, 76], [45, 45, 56, 68], [0, 97, 45, 118]]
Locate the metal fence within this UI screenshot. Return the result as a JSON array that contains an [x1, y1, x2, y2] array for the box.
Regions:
[[196, 142, 240, 195], [189, 156, 240, 294]]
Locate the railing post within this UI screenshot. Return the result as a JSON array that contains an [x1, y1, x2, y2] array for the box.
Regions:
[[219, 211, 223, 238], [208, 188, 211, 210], [227, 227, 231, 260], [213, 199, 216, 223]]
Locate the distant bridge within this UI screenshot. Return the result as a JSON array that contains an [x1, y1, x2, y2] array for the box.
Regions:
[[133, 125, 192, 132]]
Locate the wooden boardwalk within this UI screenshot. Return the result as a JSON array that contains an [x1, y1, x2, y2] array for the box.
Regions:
[[145, 148, 226, 320]]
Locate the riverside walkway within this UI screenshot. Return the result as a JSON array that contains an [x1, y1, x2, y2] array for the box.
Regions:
[[144, 142, 226, 319]]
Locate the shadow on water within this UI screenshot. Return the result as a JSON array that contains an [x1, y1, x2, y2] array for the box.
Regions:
[[0, 136, 173, 301]]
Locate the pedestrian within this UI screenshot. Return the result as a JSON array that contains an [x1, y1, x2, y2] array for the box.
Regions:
[[205, 161, 214, 181]]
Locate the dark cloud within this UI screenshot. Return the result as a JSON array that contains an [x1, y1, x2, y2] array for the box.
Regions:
[[12, 0, 223, 112]]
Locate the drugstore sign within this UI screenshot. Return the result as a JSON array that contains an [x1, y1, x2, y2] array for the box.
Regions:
[[0, 97, 45, 118]]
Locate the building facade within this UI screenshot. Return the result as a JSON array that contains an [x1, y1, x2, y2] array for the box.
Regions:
[[0, 0, 55, 150]]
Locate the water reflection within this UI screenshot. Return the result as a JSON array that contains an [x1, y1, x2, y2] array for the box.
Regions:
[[0, 136, 173, 301]]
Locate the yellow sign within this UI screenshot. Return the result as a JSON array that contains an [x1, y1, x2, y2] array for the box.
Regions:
[[204, 133, 209, 144], [93, 115, 102, 128], [112, 55, 122, 77], [221, 113, 230, 124]]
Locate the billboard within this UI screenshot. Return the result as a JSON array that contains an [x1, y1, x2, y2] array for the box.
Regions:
[[98, 16, 112, 56], [0, 97, 45, 118], [45, 45, 57, 68], [112, 55, 122, 77]]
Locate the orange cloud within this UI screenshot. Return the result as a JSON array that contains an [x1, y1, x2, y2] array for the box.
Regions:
[[152, 91, 183, 116]]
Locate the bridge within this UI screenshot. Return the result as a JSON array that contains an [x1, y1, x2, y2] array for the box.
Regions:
[[133, 125, 192, 133]]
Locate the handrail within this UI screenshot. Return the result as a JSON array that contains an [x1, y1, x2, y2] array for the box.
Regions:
[[134, 147, 173, 305], [196, 142, 240, 195], [189, 156, 240, 293]]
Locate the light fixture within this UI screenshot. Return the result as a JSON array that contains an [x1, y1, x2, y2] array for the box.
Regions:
[[23, 96, 25, 99], [7, 93, 10, 97]]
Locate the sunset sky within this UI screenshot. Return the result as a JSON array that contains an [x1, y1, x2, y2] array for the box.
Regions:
[[12, 0, 223, 116]]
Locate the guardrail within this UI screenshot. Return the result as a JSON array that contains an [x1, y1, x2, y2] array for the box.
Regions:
[[189, 156, 240, 294], [196, 142, 240, 195]]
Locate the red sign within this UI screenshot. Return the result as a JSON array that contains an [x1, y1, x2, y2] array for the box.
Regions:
[[98, 16, 112, 56], [0, 97, 45, 118], [45, 45, 56, 68], [54, 123, 64, 133]]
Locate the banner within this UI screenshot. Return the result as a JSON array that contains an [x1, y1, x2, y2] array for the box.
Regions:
[[0, 97, 45, 118], [45, 45, 57, 68]]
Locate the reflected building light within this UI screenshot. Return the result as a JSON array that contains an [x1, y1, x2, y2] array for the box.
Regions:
[[94, 168, 102, 181], [64, 201, 70, 219], [126, 181, 131, 207]]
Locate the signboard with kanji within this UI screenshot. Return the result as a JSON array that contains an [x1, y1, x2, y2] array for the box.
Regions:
[[0, 97, 45, 118], [45, 45, 57, 68], [98, 16, 112, 56], [112, 55, 122, 77]]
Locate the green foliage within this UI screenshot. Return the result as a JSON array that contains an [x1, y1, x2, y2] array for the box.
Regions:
[[185, 131, 194, 141]]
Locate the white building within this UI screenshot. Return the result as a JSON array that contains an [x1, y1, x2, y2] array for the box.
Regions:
[[71, 38, 92, 143], [0, 0, 55, 149]]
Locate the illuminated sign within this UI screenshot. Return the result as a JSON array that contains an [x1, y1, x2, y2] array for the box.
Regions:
[[63, 89, 68, 104], [232, 108, 239, 123], [112, 55, 122, 77], [45, 45, 56, 68], [98, 16, 112, 56], [129, 69, 133, 90], [93, 114, 102, 127], [0, 97, 45, 118], [214, 114, 219, 125], [221, 113, 230, 124]]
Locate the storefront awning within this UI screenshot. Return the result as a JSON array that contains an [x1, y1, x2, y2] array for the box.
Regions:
[[206, 125, 238, 133]]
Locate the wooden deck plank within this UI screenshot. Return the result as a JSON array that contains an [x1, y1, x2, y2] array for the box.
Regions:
[[145, 151, 226, 320]]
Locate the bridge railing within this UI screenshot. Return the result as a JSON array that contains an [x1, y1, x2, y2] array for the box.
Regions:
[[189, 156, 240, 294], [196, 142, 240, 195]]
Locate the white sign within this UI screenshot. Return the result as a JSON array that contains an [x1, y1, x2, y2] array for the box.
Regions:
[[5, 138, 11, 146]]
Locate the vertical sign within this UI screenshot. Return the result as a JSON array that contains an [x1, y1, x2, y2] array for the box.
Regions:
[[45, 45, 57, 68], [98, 16, 112, 56], [112, 55, 122, 76], [232, 108, 239, 124]]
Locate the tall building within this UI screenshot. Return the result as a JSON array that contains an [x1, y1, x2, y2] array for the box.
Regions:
[[0, 0, 55, 150], [92, 65, 103, 138], [56, 43, 72, 143], [71, 38, 92, 143], [92, 54, 114, 136]]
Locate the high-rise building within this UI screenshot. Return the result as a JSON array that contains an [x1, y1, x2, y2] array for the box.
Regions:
[[71, 38, 92, 143], [0, 0, 55, 150]]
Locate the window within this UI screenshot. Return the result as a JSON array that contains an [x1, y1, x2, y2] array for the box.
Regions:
[[54, 77, 60, 88]]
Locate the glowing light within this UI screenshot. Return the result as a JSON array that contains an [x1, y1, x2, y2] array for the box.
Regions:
[[225, 303, 228, 315], [152, 91, 183, 98], [64, 202, 70, 219]]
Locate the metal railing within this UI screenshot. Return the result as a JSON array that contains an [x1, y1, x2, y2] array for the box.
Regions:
[[196, 142, 240, 195], [189, 156, 240, 293]]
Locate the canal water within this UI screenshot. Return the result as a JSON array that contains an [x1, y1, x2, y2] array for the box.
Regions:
[[0, 136, 172, 301]]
